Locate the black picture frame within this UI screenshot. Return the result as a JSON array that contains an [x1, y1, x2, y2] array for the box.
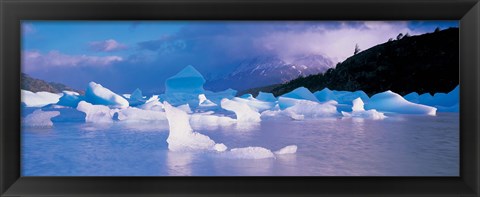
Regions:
[[1, 0, 479, 196]]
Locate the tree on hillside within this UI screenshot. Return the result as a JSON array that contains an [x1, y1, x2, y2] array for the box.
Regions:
[[354, 44, 361, 55]]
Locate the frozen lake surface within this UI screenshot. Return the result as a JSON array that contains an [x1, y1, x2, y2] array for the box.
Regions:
[[22, 113, 459, 176]]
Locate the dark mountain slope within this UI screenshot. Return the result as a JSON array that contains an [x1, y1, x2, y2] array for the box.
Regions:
[[21, 73, 84, 94], [257, 28, 458, 97]]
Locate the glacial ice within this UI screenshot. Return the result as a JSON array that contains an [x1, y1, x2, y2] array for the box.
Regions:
[[21, 90, 62, 107], [116, 107, 167, 122], [274, 145, 298, 155], [256, 92, 277, 102], [226, 147, 275, 159], [165, 65, 206, 94], [198, 94, 217, 107], [232, 97, 276, 112], [265, 97, 338, 119], [240, 94, 254, 99], [177, 104, 193, 114], [221, 98, 261, 122], [365, 91, 437, 115], [85, 82, 129, 108], [403, 85, 459, 112], [334, 90, 369, 105], [57, 91, 83, 107], [128, 88, 147, 106], [138, 99, 164, 111], [76, 101, 115, 123], [190, 113, 236, 128], [22, 109, 60, 127], [163, 102, 224, 151], [281, 87, 319, 103], [341, 98, 386, 120], [314, 88, 337, 102]]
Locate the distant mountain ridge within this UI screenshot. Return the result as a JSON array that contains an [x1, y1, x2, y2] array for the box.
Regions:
[[206, 54, 334, 92], [246, 27, 459, 97], [21, 73, 84, 94]]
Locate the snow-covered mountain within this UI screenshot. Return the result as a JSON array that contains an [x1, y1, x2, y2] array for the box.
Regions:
[[206, 54, 334, 92]]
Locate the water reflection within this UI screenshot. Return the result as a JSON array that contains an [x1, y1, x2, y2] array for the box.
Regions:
[[166, 151, 194, 176]]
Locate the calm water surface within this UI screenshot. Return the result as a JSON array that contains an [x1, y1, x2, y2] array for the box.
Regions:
[[22, 113, 459, 176]]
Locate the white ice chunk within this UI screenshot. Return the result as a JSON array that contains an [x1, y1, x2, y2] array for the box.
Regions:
[[85, 82, 129, 109], [21, 90, 61, 107], [274, 97, 338, 119], [116, 107, 167, 122], [365, 91, 436, 115], [190, 113, 236, 128], [76, 101, 115, 123], [163, 102, 224, 151], [232, 97, 276, 112], [221, 98, 261, 122], [280, 87, 319, 103], [214, 143, 228, 152], [226, 147, 275, 159], [274, 145, 298, 155], [138, 99, 164, 111], [57, 91, 83, 107], [177, 104, 192, 113], [22, 109, 60, 127], [165, 65, 206, 94], [256, 92, 277, 102], [341, 98, 386, 120], [198, 94, 217, 107]]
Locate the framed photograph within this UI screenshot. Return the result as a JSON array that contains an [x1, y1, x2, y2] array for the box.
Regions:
[[1, 0, 479, 196]]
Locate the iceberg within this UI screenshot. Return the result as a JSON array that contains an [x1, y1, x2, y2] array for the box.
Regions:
[[365, 91, 436, 115], [165, 65, 206, 94], [404, 92, 420, 103], [341, 98, 386, 120], [22, 109, 60, 127], [274, 145, 298, 155], [138, 99, 164, 111], [314, 88, 337, 102], [240, 94, 254, 99], [190, 113, 236, 129], [163, 102, 224, 151], [76, 101, 115, 123], [282, 98, 338, 118], [57, 91, 83, 107], [85, 82, 129, 108], [198, 94, 217, 107], [226, 147, 275, 159], [177, 104, 193, 114], [232, 97, 276, 112], [256, 92, 277, 102], [220, 98, 261, 122], [334, 90, 369, 105], [21, 90, 62, 107], [280, 87, 319, 103], [128, 88, 147, 106], [403, 86, 459, 112], [116, 107, 167, 122], [264, 98, 337, 120]]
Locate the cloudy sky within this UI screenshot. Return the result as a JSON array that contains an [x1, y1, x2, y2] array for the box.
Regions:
[[22, 21, 458, 94]]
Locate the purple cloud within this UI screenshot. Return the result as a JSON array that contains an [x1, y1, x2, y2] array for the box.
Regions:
[[88, 39, 127, 52], [23, 50, 123, 71]]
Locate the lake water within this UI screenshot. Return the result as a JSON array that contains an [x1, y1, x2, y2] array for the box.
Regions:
[[21, 113, 459, 176]]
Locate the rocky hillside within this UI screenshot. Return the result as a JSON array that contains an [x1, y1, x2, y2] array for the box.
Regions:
[[251, 27, 459, 97], [21, 73, 84, 94]]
